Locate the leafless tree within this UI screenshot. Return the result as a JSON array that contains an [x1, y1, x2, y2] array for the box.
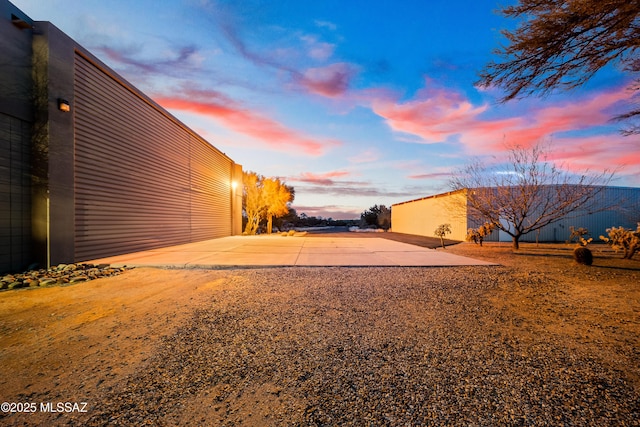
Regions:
[[478, 0, 640, 133], [450, 144, 615, 249]]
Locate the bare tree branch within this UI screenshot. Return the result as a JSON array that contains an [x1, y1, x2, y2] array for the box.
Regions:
[[449, 143, 615, 249], [479, 0, 640, 133]]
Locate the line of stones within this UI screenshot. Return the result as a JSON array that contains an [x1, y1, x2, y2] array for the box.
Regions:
[[1, 263, 129, 291]]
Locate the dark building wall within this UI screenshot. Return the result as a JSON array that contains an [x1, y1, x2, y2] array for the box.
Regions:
[[1, 0, 242, 271], [0, 2, 33, 273]]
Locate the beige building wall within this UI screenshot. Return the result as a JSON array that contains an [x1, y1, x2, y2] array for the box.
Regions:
[[391, 190, 469, 241]]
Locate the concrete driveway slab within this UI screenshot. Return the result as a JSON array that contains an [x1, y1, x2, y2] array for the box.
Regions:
[[89, 235, 497, 268]]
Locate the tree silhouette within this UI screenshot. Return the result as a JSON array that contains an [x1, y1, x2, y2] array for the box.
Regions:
[[479, 0, 640, 133]]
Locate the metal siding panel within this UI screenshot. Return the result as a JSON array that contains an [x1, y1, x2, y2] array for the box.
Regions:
[[189, 136, 232, 240], [74, 54, 234, 261]]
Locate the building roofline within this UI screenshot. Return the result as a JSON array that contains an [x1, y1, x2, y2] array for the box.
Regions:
[[392, 184, 640, 208], [392, 188, 467, 207]]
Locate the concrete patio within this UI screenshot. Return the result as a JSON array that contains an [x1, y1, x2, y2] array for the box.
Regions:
[[89, 235, 497, 268]]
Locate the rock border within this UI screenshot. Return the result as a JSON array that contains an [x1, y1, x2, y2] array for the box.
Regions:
[[1, 263, 129, 291]]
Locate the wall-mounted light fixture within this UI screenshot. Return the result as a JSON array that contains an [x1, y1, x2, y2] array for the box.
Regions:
[[231, 181, 238, 192], [58, 98, 70, 112]]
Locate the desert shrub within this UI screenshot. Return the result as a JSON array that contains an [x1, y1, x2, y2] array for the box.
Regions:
[[567, 226, 592, 246], [434, 223, 452, 249], [466, 222, 496, 246], [466, 228, 479, 243], [573, 246, 593, 265], [600, 224, 640, 259]]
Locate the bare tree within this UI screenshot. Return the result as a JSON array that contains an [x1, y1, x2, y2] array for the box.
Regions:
[[450, 144, 614, 249], [478, 0, 640, 133]]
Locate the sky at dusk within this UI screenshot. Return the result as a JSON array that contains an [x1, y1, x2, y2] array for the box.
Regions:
[[13, 0, 640, 219]]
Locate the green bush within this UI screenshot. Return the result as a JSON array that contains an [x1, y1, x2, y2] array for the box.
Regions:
[[573, 246, 593, 266]]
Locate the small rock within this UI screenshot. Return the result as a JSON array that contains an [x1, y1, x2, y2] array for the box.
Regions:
[[39, 278, 57, 286]]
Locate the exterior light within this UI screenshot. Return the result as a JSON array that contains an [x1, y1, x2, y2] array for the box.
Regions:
[[58, 98, 70, 112], [231, 181, 238, 191]]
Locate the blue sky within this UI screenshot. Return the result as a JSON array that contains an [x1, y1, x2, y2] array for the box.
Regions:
[[13, 0, 639, 219]]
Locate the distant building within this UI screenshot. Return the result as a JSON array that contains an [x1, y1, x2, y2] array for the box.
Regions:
[[0, 0, 242, 273], [391, 186, 640, 243]]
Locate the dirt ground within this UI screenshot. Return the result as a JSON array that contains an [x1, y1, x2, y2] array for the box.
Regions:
[[447, 242, 640, 386], [0, 242, 638, 425]]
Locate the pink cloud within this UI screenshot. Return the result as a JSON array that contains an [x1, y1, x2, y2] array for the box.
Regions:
[[155, 89, 340, 156], [371, 80, 635, 153], [348, 149, 381, 164], [289, 171, 352, 185], [292, 205, 361, 220], [371, 82, 487, 142], [298, 63, 358, 97], [547, 133, 640, 178], [408, 171, 453, 180], [369, 80, 639, 184], [460, 87, 632, 153]]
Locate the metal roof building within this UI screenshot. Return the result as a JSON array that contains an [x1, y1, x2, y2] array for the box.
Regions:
[[391, 186, 640, 243]]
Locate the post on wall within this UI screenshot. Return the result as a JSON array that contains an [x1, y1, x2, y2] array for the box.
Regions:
[[31, 22, 76, 267], [231, 163, 243, 235]]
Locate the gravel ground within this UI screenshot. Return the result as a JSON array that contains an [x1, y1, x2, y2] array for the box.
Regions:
[[75, 266, 639, 426]]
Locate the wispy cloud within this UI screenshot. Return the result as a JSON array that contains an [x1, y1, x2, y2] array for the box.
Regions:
[[155, 88, 340, 156], [314, 20, 338, 31], [408, 171, 453, 180], [296, 184, 416, 199], [300, 35, 335, 61], [297, 63, 359, 97], [289, 171, 353, 185], [291, 204, 360, 219], [96, 44, 204, 77], [348, 149, 381, 164]]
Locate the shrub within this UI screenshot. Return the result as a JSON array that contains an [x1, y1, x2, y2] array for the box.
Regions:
[[573, 246, 593, 265], [466, 222, 496, 246], [434, 224, 452, 249], [600, 224, 640, 259], [567, 226, 592, 246]]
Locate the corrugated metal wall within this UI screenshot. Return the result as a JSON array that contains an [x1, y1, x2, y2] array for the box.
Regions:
[[513, 186, 640, 243], [73, 52, 233, 261]]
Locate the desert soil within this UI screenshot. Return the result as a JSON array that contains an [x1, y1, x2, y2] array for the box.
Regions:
[[0, 241, 638, 426]]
